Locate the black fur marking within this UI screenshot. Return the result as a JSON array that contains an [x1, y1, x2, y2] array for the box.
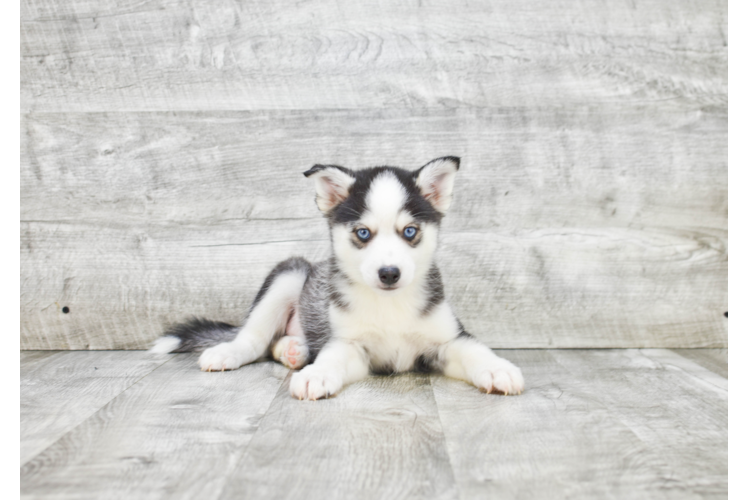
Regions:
[[163, 317, 240, 353], [456, 319, 474, 339], [303, 164, 356, 178], [414, 352, 439, 373], [330, 166, 443, 225], [421, 264, 445, 316], [362, 346, 392, 375], [329, 287, 349, 310], [371, 362, 397, 376], [247, 257, 312, 319]]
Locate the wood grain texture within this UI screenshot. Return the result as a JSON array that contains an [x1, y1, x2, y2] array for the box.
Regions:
[[432, 349, 727, 499], [20, 349, 727, 499], [20, 0, 727, 112], [20, 220, 328, 349], [220, 373, 458, 500], [21, 107, 727, 349], [20, 350, 170, 465], [21, 354, 289, 499]]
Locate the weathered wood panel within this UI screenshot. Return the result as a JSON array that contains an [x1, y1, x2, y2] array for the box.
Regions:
[[21, 354, 289, 499], [21, 108, 728, 228], [220, 373, 457, 500], [20, 108, 727, 349], [20, 0, 728, 349], [20, 220, 329, 349], [20, 0, 727, 112], [433, 349, 727, 499], [20, 351, 170, 465], [19, 220, 727, 350]]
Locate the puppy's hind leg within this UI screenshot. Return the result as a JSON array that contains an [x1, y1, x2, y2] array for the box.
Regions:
[[271, 309, 310, 370], [199, 258, 311, 372]]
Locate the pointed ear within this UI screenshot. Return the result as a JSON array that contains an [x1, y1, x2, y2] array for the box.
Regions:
[[303, 164, 356, 214], [413, 156, 460, 213]]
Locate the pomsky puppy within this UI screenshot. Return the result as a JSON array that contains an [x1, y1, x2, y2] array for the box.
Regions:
[[151, 157, 524, 400]]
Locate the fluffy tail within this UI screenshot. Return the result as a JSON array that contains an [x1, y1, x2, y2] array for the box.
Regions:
[[149, 317, 240, 354]]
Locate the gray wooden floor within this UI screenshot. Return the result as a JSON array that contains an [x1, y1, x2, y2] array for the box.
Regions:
[[20, 349, 727, 499]]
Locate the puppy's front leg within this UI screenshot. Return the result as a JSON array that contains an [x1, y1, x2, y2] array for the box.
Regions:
[[439, 336, 525, 395], [290, 340, 369, 400]]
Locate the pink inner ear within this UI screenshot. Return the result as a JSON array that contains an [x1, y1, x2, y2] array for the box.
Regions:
[[324, 178, 349, 204], [424, 173, 448, 202], [424, 185, 439, 204]]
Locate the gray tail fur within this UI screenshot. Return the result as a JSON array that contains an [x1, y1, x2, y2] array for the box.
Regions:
[[149, 317, 239, 354]]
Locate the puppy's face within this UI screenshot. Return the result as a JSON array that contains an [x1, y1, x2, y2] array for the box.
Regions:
[[305, 157, 460, 293], [332, 172, 439, 291]]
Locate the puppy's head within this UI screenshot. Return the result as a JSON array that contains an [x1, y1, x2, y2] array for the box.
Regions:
[[304, 157, 460, 292]]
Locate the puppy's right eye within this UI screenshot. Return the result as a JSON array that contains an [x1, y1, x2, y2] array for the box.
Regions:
[[356, 228, 371, 241]]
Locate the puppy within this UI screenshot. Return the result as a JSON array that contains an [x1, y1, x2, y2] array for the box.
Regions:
[[151, 157, 524, 400]]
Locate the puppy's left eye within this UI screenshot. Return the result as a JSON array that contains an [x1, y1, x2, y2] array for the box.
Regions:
[[403, 226, 418, 240]]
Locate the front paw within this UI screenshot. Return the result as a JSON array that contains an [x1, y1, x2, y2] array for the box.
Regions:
[[199, 343, 246, 372], [289, 365, 343, 400], [471, 358, 525, 395]]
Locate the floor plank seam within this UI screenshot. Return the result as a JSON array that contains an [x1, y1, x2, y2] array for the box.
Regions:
[[20, 353, 177, 467], [209, 368, 294, 499], [427, 372, 463, 500]]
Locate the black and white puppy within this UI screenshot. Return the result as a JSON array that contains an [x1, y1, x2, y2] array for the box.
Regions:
[[151, 157, 524, 400]]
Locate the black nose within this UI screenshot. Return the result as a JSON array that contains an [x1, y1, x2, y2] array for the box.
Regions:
[[378, 267, 401, 286]]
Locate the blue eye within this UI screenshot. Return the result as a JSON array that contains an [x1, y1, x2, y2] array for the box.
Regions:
[[356, 228, 371, 241], [403, 227, 418, 239]]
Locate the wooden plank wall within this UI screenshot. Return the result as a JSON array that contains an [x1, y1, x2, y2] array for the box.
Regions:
[[20, 0, 728, 350]]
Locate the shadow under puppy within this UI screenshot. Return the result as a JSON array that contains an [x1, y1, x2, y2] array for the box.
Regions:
[[151, 157, 524, 400]]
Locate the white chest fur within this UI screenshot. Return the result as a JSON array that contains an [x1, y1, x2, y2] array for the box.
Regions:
[[329, 284, 459, 372]]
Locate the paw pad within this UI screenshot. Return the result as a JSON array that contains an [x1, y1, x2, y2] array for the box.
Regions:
[[272, 336, 309, 370]]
